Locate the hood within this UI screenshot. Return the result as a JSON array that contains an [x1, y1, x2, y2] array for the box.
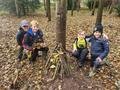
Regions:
[[27, 28, 34, 36]]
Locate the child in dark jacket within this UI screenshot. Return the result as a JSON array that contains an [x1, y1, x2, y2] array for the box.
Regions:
[[72, 31, 89, 68], [16, 20, 29, 62], [23, 20, 48, 64], [88, 24, 109, 76]]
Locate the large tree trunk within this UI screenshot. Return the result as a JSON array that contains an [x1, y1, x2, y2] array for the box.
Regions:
[[56, 0, 67, 49], [45, 0, 70, 81], [91, 0, 97, 15], [46, 0, 51, 21], [95, 0, 104, 25]]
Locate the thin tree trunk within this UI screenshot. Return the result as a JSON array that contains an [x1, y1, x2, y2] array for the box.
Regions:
[[22, 5, 26, 16], [56, 0, 67, 49], [108, 1, 114, 14], [71, 0, 75, 16], [90, 0, 93, 10], [44, 0, 48, 17], [95, 0, 104, 25], [107, 3, 111, 11], [15, 0, 20, 17], [76, 0, 80, 12], [44, 0, 46, 11], [91, 0, 97, 15], [46, 0, 51, 21]]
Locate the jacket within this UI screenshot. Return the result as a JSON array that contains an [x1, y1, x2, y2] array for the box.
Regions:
[[16, 28, 27, 46], [22, 28, 43, 51], [89, 36, 109, 60]]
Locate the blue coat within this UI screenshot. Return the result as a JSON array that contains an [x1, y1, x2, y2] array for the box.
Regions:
[[89, 36, 109, 60], [23, 28, 43, 50]]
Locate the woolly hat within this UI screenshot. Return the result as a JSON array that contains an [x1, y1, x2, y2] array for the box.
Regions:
[[20, 20, 29, 27], [93, 24, 103, 34]]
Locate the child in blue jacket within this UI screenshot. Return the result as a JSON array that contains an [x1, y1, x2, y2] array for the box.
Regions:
[[16, 20, 29, 62], [23, 20, 48, 64], [88, 24, 109, 76]]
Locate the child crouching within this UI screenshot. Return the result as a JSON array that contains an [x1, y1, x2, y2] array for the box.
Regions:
[[72, 31, 89, 68], [22, 20, 48, 64], [16, 20, 29, 62]]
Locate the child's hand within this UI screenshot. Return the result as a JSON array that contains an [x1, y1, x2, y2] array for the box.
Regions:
[[40, 43, 46, 47], [103, 33, 109, 40], [72, 49, 77, 53], [96, 57, 102, 63]]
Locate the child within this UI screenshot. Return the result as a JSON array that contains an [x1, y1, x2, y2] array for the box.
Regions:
[[22, 20, 48, 64], [88, 24, 109, 76], [16, 20, 29, 62], [72, 31, 89, 68]]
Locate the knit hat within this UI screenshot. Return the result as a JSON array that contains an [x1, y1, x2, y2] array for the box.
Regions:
[[93, 24, 103, 34], [20, 20, 29, 27]]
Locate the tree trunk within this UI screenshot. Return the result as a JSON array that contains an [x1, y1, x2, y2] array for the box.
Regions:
[[108, 0, 114, 14], [15, 0, 20, 17], [71, 0, 75, 16], [44, 0, 47, 12], [44, 0, 48, 17], [91, 0, 97, 15], [22, 5, 26, 16], [56, 0, 67, 50], [90, 0, 93, 10], [76, 0, 80, 12], [46, 0, 51, 21], [95, 0, 104, 25]]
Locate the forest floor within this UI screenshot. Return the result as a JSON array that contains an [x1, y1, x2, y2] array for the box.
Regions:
[[0, 11, 120, 90]]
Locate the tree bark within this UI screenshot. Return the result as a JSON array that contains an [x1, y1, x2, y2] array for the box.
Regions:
[[71, 0, 75, 16], [108, 0, 114, 14], [46, 0, 51, 21], [56, 0, 67, 49], [44, 0, 48, 17], [15, 0, 20, 17], [95, 0, 104, 25], [91, 0, 97, 15], [76, 0, 80, 12], [44, 0, 47, 13]]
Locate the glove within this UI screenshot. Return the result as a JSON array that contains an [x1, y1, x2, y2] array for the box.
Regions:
[[103, 33, 109, 40], [96, 57, 102, 63], [72, 49, 77, 53], [40, 43, 46, 47], [24, 49, 32, 59]]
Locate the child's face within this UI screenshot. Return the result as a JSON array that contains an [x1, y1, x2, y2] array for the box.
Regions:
[[22, 25, 29, 31], [78, 31, 85, 38], [31, 25, 39, 33], [94, 31, 101, 38]]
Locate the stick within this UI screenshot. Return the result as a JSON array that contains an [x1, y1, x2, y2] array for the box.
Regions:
[[45, 44, 59, 68], [52, 60, 60, 80]]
